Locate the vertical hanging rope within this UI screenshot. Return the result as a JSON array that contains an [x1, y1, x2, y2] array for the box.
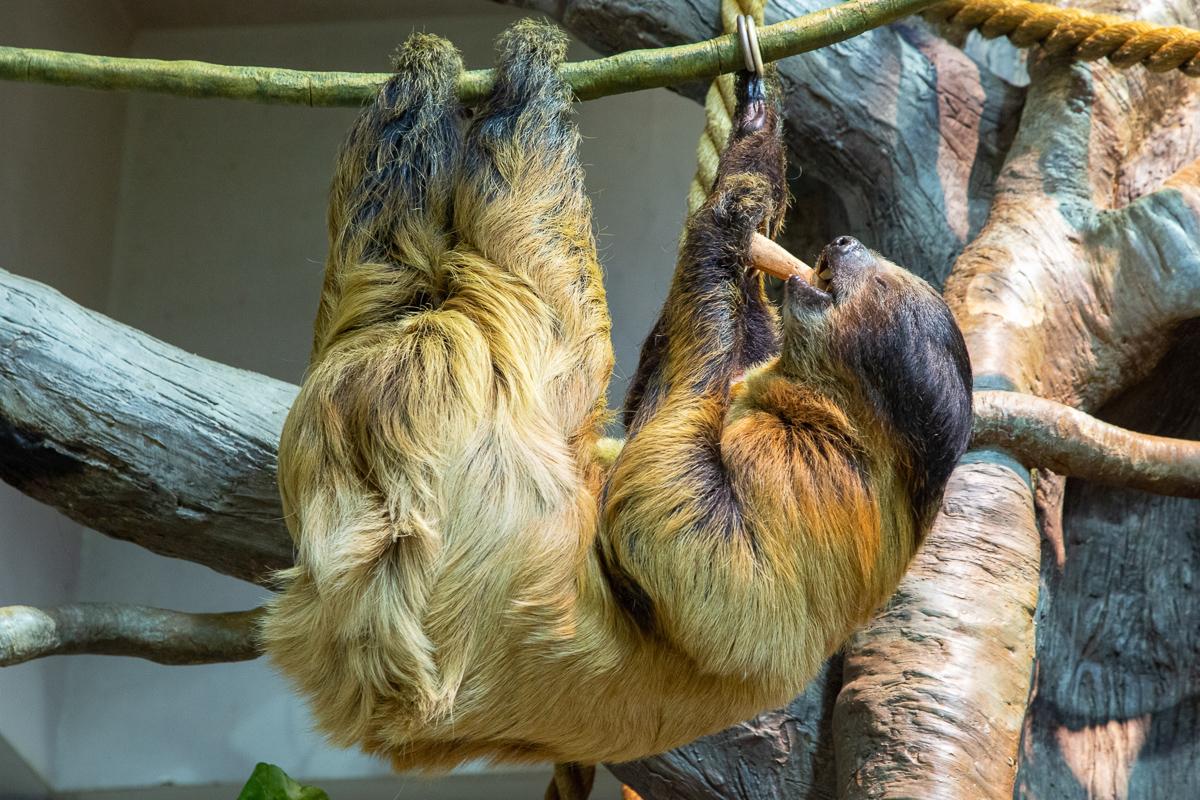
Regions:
[[686, 0, 768, 214]]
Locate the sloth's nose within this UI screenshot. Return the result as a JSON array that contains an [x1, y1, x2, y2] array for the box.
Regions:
[[820, 235, 873, 277]]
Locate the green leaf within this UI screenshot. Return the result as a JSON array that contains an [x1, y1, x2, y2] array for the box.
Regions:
[[237, 763, 330, 800]]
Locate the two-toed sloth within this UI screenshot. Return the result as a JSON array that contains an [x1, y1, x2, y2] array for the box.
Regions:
[[263, 19, 973, 775]]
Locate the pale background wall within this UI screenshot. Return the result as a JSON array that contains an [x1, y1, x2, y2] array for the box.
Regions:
[[0, 2, 134, 795], [0, 1, 702, 797]]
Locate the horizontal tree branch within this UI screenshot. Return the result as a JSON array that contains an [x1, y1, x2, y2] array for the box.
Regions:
[[0, 604, 262, 666], [973, 390, 1200, 496], [0, 267, 296, 585], [0, 0, 935, 105]]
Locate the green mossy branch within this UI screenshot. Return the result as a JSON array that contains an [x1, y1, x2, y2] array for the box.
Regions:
[[0, 0, 937, 106]]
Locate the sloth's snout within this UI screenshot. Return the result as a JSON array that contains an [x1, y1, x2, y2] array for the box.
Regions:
[[815, 236, 874, 293], [824, 236, 869, 268]]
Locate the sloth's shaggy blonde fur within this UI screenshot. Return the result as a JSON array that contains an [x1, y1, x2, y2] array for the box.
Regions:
[[262, 20, 973, 776]]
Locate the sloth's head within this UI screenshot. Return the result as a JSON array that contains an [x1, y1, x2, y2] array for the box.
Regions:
[[780, 235, 973, 530]]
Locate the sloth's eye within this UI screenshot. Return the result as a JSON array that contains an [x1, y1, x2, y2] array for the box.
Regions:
[[874, 276, 888, 289]]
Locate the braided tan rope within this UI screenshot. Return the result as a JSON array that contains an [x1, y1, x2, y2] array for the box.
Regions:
[[686, 0, 767, 214], [927, 0, 1200, 76]]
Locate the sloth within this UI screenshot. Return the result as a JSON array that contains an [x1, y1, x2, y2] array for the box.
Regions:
[[262, 17, 973, 792]]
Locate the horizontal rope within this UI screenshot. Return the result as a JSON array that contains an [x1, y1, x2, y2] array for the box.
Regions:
[[928, 0, 1200, 76]]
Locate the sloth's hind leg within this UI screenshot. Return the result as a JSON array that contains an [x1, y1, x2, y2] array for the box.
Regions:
[[451, 20, 612, 441], [269, 37, 482, 736], [313, 33, 463, 357]]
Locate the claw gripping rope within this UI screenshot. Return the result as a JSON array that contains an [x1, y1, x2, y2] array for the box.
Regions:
[[686, 0, 768, 215]]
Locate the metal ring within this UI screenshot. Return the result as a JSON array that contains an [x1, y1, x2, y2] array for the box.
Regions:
[[736, 16, 755, 73], [745, 16, 765, 75]]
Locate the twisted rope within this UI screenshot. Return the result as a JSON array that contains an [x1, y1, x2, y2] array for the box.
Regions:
[[686, 0, 767, 214], [927, 0, 1200, 76]]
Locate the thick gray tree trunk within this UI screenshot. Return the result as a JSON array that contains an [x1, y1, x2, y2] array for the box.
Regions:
[[0, 268, 294, 584]]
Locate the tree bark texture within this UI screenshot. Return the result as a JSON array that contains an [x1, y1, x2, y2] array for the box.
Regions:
[[0, 268, 295, 584], [608, 656, 843, 800], [1018, 323, 1200, 800], [1, 1, 1199, 798], [0, 603, 262, 666]]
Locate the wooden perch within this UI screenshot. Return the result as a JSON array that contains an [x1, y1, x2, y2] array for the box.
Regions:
[[973, 391, 1200, 497], [0, 0, 937, 106], [0, 604, 263, 666]]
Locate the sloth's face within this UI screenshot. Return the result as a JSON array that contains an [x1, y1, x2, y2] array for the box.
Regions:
[[779, 236, 974, 528], [778, 237, 957, 378], [781, 236, 940, 318]]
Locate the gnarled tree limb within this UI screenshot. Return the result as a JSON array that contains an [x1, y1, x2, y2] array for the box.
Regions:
[[974, 390, 1200, 497], [0, 604, 263, 666]]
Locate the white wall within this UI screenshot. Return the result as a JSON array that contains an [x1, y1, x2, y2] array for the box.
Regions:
[[0, 4, 702, 797], [0, 1, 132, 789]]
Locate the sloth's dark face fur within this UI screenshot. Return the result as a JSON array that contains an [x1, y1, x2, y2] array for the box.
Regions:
[[782, 235, 974, 530]]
